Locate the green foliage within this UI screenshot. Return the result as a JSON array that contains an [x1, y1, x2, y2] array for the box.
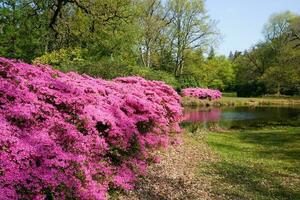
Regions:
[[141, 69, 179, 88], [0, 0, 226, 91], [6, 1, 300, 97], [182, 52, 236, 90], [168, 0, 218, 76], [0, 0, 139, 62], [33, 48, 88, 70], [176, 75, 203, 89], [0, 1, 49, 62], [34, 48, 178, 87], [235, 11, 300, 97], [204, 56, 235, 90]]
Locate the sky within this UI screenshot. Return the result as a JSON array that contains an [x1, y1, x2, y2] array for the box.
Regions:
[[206, 0, 300, 56]]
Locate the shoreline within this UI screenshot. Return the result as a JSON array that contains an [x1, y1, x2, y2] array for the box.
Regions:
[[181, 96, 300, 107]]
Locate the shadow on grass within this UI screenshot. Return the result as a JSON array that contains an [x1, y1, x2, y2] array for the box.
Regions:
[[208, 141, 246, 153], [238, 129, 300, 146], [238, 129, 300, 161], [206, 128, 300, 199], [208, 161, 300, 200]]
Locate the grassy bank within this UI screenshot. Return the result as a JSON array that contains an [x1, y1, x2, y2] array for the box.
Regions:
[[182, 96, 300, 107], [201, 127, 300, 200]]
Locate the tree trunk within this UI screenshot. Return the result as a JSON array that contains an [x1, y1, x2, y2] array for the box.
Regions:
[[276, 82, 281, 96], [140, 47, 146, 67], [146, 45, 151, 68], [179, 58, 184, 75]]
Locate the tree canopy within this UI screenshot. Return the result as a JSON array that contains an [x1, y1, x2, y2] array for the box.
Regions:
[[235, 11, 300, 96], [0, 2, 299, 95]]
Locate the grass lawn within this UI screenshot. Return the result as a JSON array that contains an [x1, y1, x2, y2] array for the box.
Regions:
[[201, 127, 300, 200]]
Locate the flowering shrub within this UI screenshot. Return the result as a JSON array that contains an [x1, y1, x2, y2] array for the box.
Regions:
[[0, 58, 182, 200], [181, 88, 222, 100]]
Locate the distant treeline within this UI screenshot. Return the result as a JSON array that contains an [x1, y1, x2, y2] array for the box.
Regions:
[[0, 1, 299, 96], [232, 11, 300, 96]]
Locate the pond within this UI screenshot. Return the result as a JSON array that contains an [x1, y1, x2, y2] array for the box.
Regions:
[[182, 106, 300, 130]]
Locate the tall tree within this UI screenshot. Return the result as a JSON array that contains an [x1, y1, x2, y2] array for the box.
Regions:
[[261, 11, 300, 94], [0, 0, 50, 61], [235, 11, 300, 96], [0, 0, 137, 62], [168, 0, 217, 76], [137, 0, 171, 68], [289, 16, 300, 49]]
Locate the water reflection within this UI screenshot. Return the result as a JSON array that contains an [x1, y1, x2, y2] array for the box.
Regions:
[[182, 106, 300, 130], [183, 108, 221, 122]]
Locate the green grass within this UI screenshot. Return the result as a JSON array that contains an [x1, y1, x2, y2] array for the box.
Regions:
[[222, 92, 238, 97], [201, 127, 300, 200], [182, 96, 300, 107]]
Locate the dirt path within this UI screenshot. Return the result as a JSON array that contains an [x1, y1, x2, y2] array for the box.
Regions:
[[118, 132, 221, 200]]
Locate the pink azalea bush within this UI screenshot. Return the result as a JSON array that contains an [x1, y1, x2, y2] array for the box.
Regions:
[[0, 58, 182, 200], [181, 88, 222, 100]]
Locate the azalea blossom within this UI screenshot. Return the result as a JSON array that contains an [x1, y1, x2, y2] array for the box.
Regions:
[[182, 88, 222, 100], [0, 58, 182, 200]]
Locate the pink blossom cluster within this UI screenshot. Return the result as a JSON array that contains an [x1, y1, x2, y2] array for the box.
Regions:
[[182, 88, 222, 100], [0, 58, 182, 200]]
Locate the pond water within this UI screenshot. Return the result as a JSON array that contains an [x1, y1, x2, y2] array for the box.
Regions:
[[182, 106, 300, 130]]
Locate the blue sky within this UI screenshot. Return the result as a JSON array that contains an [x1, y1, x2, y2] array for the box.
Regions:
[[206, 0, 300, 56]]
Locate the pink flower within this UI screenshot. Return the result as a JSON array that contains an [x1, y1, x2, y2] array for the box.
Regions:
[[182, 88, 222, 100], [0, 58, 183, 200]]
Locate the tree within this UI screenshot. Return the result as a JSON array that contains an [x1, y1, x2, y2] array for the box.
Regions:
[[207, 46, 215, 60], [228, 51, 234, 60], [289, 16, 300, 49], [263, 11, 297, 57], [234, 12, 300, 97], [137, 0, 171, 68], [234, 43, 274, 96], [203, 56, 235, 90], [0, 0, 49, 61], [48, 0, 138, 59], [263, 11, 295, 42], [0, 0, 222, 90], [261, 12, 300, 94], [167, 0, 218, 77], [0, 0, 138, 62]]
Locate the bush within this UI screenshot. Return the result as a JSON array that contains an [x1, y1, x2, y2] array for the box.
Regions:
[[33, 48, 88, 70], [0, 58, 182, 199], [181, 88, 222, 100]]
